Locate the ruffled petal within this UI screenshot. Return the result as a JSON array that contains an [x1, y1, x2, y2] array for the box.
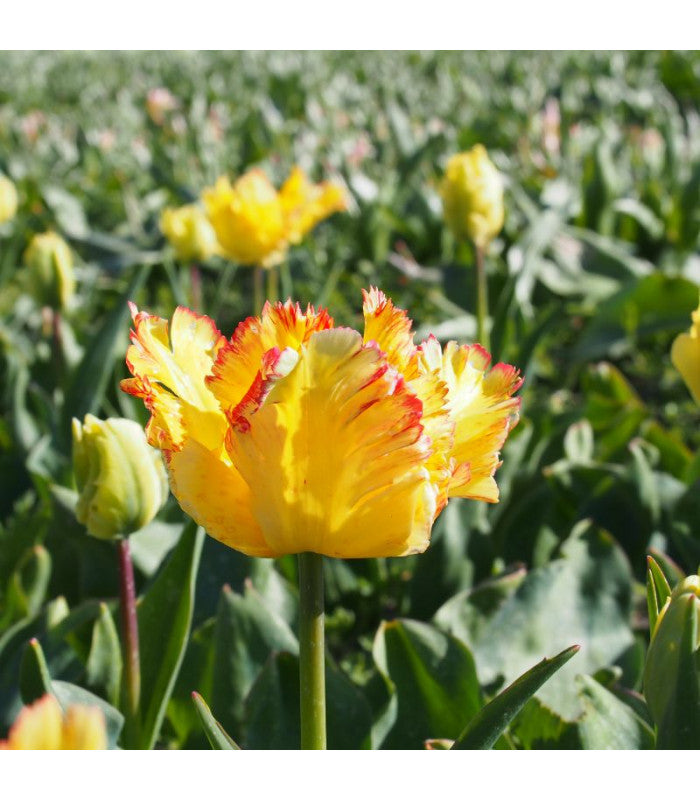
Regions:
[[121, 304, 228, 453], [423, 339, 522, 503], [206, 299, 334, 415], [362, 287, 418, 377], [226, 327, 437, 557], [167, 439, 272, 557]]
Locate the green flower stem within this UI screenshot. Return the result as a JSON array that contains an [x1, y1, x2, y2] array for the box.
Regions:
[[475, 244, 489, 351], [189, 262, 202, 313], [298, 552, 326, 750], [118, 537, 141, 748], [266, 265, 279, 304], [253, 265, 264, 312]]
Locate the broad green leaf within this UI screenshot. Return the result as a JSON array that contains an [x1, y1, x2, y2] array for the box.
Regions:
[[437, 521, 634, 720], [577, 675, 655, 749], [244, 652, 372, 750], [86, 603, 122, 707], [52, 680, 124, 750], [7, 545, 51, 619], [373, 619, 482, 748], [19, 638, 53, 704], [59, 266, 151, 451], [191, 691, 240, 750], [137, 521, 204, 750], [210, 582, 298, 741], [452, 645, 579, 750], [510, 697, 579, 749]]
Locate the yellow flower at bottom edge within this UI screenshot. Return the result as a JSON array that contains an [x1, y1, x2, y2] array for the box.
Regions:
[[671, 295, 700, 404], [160, 203, 221, 262], [202, 170, 288, 268], [120, 289, 522, 559], [0, 173, 18, 224], [279, 166, 348, 245], [440, 145, 504, 250], [0, 695, 107, 749]]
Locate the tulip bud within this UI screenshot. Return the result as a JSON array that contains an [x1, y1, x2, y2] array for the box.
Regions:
[[160, 203, 220, 262], [0, 173, 18, 224], [23, 231, 76, 310], [671, 296, 700, 404], [644, 575, 700, 748], [72, 414, 168, 540], [440, 145, 504, 250]]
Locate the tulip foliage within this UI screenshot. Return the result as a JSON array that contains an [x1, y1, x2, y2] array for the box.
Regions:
[[0, 51, 699, 750]]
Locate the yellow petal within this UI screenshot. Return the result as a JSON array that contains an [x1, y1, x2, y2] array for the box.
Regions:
[[167, 439, 272, 557], [61, 706, 108, 750], [206, 300, 334, 415], [422, 338, 522, 502], [671, 298, 700, 404], [279, 165, 347, 243], [122, 304, 227, 452], [1, 695, 63, 749], [226, 328, 437, 557], [202, 172, 288, 267], [362, 287, 419, 377]]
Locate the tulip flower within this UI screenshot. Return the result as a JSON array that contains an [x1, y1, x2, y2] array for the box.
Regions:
[[671, 295, 700, 404], [122, 289, 521, 748], [0, 173, 18, 224], [72, 414, 168, 541], [441, 145, 505, 351], [23, 231, 75, 310], [160, 203, 220, 263], [0, 695, 107, 750], [441, 145, 504, 250]]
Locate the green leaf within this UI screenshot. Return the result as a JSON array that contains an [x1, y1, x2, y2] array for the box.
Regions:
[[86, 603, 122, 707], [373, 619, 482, 748], [210, 581, 298, 741], [137, 521, 204, 749], [191, 691, 240, 750], [59, 266, 151, 451], [577, 675, 655, 749], [646, 556, 672, 635], [452, 645, 579, 750], [19, 638, 53, 704], [7, 545, 51, 619], [436, 520, 634, 720], [644, 589, 700, 749], [51, 680, 124, 750]]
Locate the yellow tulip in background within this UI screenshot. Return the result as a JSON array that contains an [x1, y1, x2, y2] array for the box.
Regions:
[[0, 695, 107, 750], [441, 144, 504, 250], [160, 203, 221, 262], [72, 414, 169, 540], [202, 166, 346, 268], [671, 295, 700, 403], [0, 173, 18, 224], [23, 231, 76, 310], [121, 289, 521, 558]]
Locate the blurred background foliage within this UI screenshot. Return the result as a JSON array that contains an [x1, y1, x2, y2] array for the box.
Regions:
[[0, 50, 698, 749]]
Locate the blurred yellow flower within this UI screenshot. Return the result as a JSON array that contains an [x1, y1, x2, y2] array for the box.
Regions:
[[441, 145, 504, 250], [202, 166, 346, 268], [0, 173, 18, 224], [671, 296, 700, 404], [121, 289, 521, 558], [73, 414, 169, 540], [0, 695, 107, 750], [160, 204, 220, 262], [23, 231, 75, 310], [279, 166, 348, 244]]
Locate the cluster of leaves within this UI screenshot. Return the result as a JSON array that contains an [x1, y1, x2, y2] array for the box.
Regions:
[[0, 51, 698, 749]]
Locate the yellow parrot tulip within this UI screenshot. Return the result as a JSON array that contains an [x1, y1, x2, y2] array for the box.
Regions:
[[0, 695, 107, 750], [121, 289, 521, 558], [671, 296, 700, 404]]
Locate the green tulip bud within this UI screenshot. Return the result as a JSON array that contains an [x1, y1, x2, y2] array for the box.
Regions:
[[23, 231, 76, 310], [72, 414, 168, 540], [644, 575, 700, 748], [0, 173, 18, 224]]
